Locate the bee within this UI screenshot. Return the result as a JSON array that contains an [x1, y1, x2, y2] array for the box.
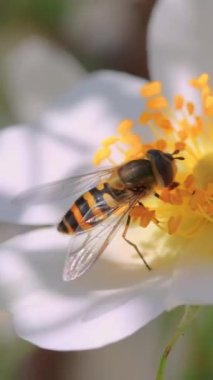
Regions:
[[15, 149, 183, 281]]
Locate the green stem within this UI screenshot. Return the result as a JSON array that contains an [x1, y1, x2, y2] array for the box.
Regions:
[[156, 306, 201, 380]]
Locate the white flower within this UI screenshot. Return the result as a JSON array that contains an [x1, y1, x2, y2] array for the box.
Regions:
[[1, 0, 213, 351]]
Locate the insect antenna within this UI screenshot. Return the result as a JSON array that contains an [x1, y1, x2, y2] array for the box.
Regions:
[[171, 149, 185, 161]]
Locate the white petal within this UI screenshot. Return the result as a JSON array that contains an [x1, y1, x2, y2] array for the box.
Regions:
[[1, 71, 147, 224], [148, 0, 213, 98], [0, 227, 171, 350], [2, 36, 85, 123], [166, 225, 213, 308], [0, 222, 43, 244], [41, 70, 148, 140]]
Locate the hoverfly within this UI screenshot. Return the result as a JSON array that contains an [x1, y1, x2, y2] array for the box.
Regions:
[[15, 149, 183, 281]]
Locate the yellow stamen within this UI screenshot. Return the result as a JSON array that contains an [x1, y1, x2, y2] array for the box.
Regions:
[[102, 136, 118, 146], [139, 111, 151, 124], [186, 102, 195, 115], [93, 72, 213, 241], [131, 206, 155, 228], [168, 215, 182, 234], [160, 188, 183, 205], [120, 133, 142, 146], [204, 95, 213, 116], [189, 73, 209, 89], [207, 183, 213, 195], [158, 118, 173, 133], [201, 85, 211, 101], [174, 94, 184, 110], [140, 81, 162, 97], [184, 175, 196, 193], [175, 141, 186, 151], [178, 129, 188, 141], [93, 147, 111, 165], [117, 119, 134, 135], [147, 96, 168, 110], [124, 145, 144, 161], [155, 139, 167, 150]]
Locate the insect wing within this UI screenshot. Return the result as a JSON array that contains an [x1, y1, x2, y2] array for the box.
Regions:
[[63, 199, 138, 281], [13, 168, 114, 206]]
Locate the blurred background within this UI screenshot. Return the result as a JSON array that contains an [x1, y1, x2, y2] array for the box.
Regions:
[[0, 0, 154, 126], [0, 0, 213, 379]]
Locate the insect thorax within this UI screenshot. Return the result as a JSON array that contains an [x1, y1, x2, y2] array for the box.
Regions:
[[117, 159, 156, 191]]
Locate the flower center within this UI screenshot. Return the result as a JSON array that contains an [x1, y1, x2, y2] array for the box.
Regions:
[[93, 73, 213, 239], [193, 154, 213, 187]]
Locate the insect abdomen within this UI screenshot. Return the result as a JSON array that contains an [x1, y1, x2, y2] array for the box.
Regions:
[[57, 183, 117, 235]]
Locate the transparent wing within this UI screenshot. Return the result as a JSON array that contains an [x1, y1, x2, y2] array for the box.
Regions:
[[63, 197, 138, 281], [13, 167, 114, 206]]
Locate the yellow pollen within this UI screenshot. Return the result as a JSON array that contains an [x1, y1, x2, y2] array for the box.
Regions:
[[175, 141, 186, 151], [178, 129, 188, 141], [195, 116, 203, 130], [207, 183, 213, 195], [155, 139, 167, 150], [204, 95, 213, 116], [131, 206, 155, 228], [186, 101, 195, 115], [117, 119, 134, 135], [160, 188, 183, 205], [92, 147, 111, 165], [124, 145, 145, 161], [184, 175, 196, 193], [206, 203, 213, 216], [139, 111, 151, 124], [93, 72, 213, 240], [168, 215, 182, 234], [174, 94, 184, 110], [120, 133, 142, 146], [201, 85, 211, 101], [151, 112, 163, 124], [140, 81, 162, 97], [189, 73, 209, 89], [102, 136, 118, 146], [158, 118, 173, 133], [189, 190, 205, 211], [147, 96, 168, 110]]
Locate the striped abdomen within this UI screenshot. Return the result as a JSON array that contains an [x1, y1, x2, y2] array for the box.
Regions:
[[57, 183, 119, 235]]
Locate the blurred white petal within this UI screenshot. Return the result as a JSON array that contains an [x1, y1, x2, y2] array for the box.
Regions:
[[167, 225, 213, 308], [148, 0, 213, 99], [0, 222, 44, 244], [2, 222, 213, 350], [2, 36, 86, 123], [0, 227, 172, 350]]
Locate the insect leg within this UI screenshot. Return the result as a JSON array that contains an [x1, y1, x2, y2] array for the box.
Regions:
[[122, 215, 152, 271]]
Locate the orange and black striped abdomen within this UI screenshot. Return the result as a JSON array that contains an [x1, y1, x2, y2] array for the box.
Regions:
[[57, 183, 118, 235]]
